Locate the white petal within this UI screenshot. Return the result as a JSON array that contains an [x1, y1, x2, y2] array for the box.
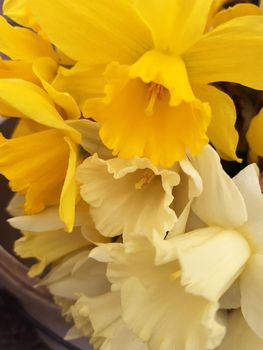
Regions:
[[8, 206, 63, 232], [174, 227, 251, 302], [217, 310, 263, 350], [77, 154, 179, 237], [6, 193, 24, 216], [240, 253, 263, 339], [122, 277, 225, 350], [191, 145, 248, 228], [233, 164, 263, 251], [42, 249, 110, 299]]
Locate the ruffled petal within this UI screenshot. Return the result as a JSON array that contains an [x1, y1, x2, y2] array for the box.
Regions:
[[193, 84, 239, 161], [218, 310, 263, 350], [240, 254, 263, 339], [135, 0, 214, 54], [0, 59, 38, 84], [77, 154, 179, 237], [85, 63, 211, 167], [191, 145, 247, 228], [185, 16, 263, 90], [28, 0, 152, 64], [122, 277, 225, 350], [0, 130, 70, 214], [174, 227, 251, 302]]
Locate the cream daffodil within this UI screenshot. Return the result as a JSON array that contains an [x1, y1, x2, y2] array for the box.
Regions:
[[8, 200, 106, 277], [76, 152, 203, 238], [0, 79, 81, 231], [170, 149, 263, 340], [25, 0, 263, 166]]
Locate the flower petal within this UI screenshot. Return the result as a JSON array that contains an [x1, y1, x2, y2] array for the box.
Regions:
[[122, 277, 225, 350], [218, 310, 263, 350], [52, 62, 106, 111], [233, 164, 263, 251], [240, 254, 263, 338], [174, 227, 251, 302], [77, 154, 179, 237], [135, 0, 214, 54], [33, 57, 80, 119], [59, 137, 78, 232], [0, 16, 56, 61], [193, 84, 239, 161], [0, 130, 69, 214], [191, 145, 248, 228], [14, 228, 90, 277], [0, 59, 38, 84], [0, 79, 81, 143], [85, 63, 211, 167], [28, 0, 152, 64], [247, 108, 263, 157], [185, 16, 263, 90]]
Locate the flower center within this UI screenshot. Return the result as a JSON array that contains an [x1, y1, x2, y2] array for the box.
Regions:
[[145, 82, 164, 116], [135, 169, 155, 190]]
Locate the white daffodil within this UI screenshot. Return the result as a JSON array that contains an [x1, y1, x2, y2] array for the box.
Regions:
[[104, 234, 226, 350], [77, 146, 227, 238], [8, 200, 107, 277], [170, 148, 263, 340], [41, 245, 148, 350], [217, 310, 263, 350]]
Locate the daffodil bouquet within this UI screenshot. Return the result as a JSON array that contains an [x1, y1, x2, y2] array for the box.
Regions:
[[2, 0, 263, 349]]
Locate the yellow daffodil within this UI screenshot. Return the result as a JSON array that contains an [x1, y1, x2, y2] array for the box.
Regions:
[[26, 0, 263, 166], [0, 78, 81, 231], [171, 149, 263, 340], [247, 108, 263, 159]]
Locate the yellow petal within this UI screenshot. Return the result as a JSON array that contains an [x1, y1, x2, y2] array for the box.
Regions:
[[130, 50, 195, 105], [59, 137, 79, 232], [0, 129, 69, 214], [3, 0, 41, 33], [185, 16, 263, 90], [0, 79, 81, 143], [0, 16, 56, 61], [212, 4, 263, 28], [0, 58, 38, 84], [194, 84, 240, 161], [28, 0, 152, 64], [247, 108, 263, 157], [52, 62, 105, 111], [14, 227, 89, 277], [135, 0, 214, 54], [84, 63, 211, 167], [33, 57, 80, 119]]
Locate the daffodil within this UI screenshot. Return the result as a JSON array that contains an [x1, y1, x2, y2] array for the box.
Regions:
[[247, 108, 263, 160], [0, 1, 106, 118], [0, 78, 81, 231], [170, 151, 263, 340], [9, 200, 105, 277], [76, 153, 202, 238], [25, 0, 263, 166]]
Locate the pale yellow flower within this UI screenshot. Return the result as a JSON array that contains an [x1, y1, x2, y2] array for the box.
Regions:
[[172, 159, 263, 339]]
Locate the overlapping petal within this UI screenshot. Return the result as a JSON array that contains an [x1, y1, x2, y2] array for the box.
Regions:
[[185, 16, 263, 90]]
